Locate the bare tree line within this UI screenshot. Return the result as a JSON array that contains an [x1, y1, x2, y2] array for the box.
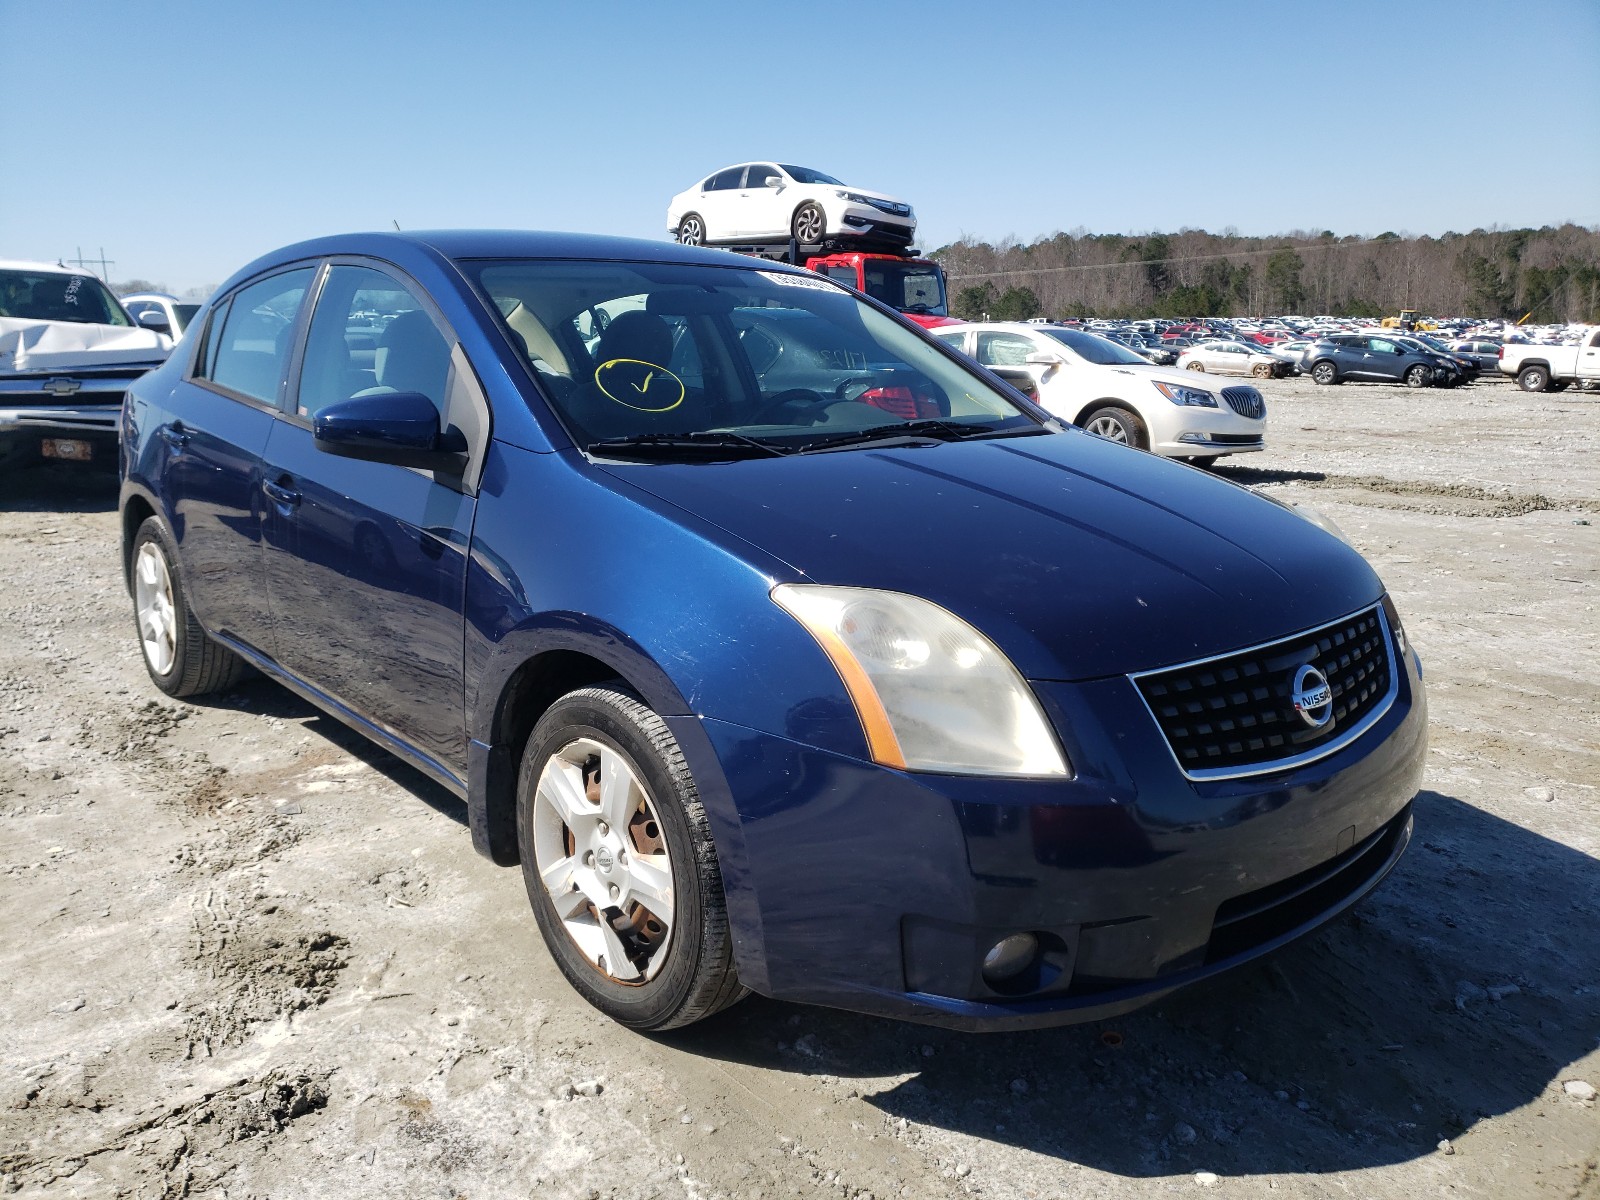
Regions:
[[932, 224, 1600, 323]]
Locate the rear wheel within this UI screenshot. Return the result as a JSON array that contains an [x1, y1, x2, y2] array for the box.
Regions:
[[1186, 361, 1206, 372], [1517, 365, 1550, 392], [792, 203, 826, 244], [518, 686, 744, 1031], [1311, 360, 1339, 385], [1082, 406, 1148, 451], [676, 214, 706, 245], [131, 517, 249, 698]]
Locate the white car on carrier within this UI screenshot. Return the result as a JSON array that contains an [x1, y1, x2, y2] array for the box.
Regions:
[[667, 163, 915, 250]]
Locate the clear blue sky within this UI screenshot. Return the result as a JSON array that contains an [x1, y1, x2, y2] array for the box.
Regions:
[[3, 0, 1596, 294]]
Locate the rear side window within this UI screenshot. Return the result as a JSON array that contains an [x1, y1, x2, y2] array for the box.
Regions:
[[201, 269, 315, 404], [707, 168, 743, 191]]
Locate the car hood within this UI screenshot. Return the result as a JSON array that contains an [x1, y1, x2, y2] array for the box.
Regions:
[[604, 430, 1382, 681], [1085, 360, 1254, 393], [0, 317, 171, 374]]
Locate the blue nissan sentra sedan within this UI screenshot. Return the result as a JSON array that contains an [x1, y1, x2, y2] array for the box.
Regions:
[[119, 232, 1426, 1031]]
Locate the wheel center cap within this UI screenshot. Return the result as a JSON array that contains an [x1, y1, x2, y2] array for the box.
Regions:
[[595, 846, 615, 873]]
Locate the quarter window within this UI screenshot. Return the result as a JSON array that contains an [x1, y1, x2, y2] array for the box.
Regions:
[[201, 268, 315, 404]]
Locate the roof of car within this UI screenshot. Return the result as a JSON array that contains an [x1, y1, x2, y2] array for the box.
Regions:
[[254, 229, 795, 272], [0, 258, 98, 277]]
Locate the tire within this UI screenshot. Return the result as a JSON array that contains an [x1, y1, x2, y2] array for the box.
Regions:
[[791, 202, 826, 244], [1404, 364, 1432, 389], [517, 685, 745, 1031], [1252, 363, 1273, 379], [1186, 361, 1206, 372], [130, 517, 250, 698], [676, 214, 706, 246], [1081, 405, 1148, 451], [1311, 360, 1339, 385], [1517, 365, 1550, 393]]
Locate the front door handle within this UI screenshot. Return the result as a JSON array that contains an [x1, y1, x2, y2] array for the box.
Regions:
[[263, 479, 301, 507], [159, 424, 191, 450]]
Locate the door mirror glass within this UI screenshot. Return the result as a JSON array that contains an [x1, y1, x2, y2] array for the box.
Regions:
[[764, 175, 783, 188], [136, 309, 172, 335]]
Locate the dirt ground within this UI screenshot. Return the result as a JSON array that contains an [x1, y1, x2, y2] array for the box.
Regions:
[[1, 373, 1596, 1200]]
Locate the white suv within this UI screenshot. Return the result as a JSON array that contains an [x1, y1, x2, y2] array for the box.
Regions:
[[667, 163, 915, 249], [934, 323, 1266, 462]]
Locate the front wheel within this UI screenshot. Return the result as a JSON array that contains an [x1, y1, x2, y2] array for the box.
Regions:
[[1517, 365, 1550, 392], [792, 202, 826, 244], [1252, 362, 1273, 378], [1311, 361, 1339, 385], [1082, 405, 1148, 450], [130, 517, 250, 698], [518, 686, 744, 1030], [1404, 364, 1432, 388], [676, 214, 706, 245]]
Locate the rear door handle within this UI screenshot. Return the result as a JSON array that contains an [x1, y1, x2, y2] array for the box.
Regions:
[[263, 479, 301, 507]]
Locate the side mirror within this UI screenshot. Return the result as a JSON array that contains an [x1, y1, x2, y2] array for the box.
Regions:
[[313, 391, 464, 469], [136, 310, 172, 335], [764, 175, 783, 188]]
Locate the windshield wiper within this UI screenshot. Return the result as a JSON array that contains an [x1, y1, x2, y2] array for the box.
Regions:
[[586, 430, 789, 461], [793, 418, 1018, 455]]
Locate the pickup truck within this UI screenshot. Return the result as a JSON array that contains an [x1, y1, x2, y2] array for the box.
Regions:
[[1499, 329, 1600, 392], [0, 261, 171, 468]]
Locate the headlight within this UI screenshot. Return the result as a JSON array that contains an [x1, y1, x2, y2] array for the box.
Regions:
[[1152, 380, 1218, 407], [771, 585, 1069, 777], [834, 190, 872, 205]]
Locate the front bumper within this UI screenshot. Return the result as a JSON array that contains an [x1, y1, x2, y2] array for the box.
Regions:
[[832, 202, 916, 246], [690, 640, 1427, 1030], [0, 401, 122, 464]]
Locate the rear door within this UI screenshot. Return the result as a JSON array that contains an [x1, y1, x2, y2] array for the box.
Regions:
[[159, 266, 316, 658], [697, 168, 742, 241], [258, 261, 491, 780]]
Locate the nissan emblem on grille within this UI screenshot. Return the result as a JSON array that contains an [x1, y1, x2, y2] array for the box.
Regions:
[[1291, 664, 1334, 729]]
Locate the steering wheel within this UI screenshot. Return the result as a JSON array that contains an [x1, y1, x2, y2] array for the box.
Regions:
[[748, 388, 832, 426]]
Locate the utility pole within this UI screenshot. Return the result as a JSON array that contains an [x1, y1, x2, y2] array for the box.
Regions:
[[67, 247, 115, 283]]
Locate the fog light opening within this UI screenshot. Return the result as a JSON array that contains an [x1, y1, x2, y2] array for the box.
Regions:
[[981, 932, 1040, 987]]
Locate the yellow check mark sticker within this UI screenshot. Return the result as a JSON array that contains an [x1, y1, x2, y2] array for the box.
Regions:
[[595, 359, 684, 413]]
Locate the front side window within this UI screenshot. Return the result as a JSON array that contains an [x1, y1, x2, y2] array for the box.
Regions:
[[0, 269, 132, 327], [297, 265, 451, 418], [743, 164, 780, 188], [201, 268, 315, 404], [974, 332, 1039, 368], [466, 260, 1040, 456]]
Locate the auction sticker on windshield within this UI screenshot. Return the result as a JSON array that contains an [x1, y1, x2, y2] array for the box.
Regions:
[[757, 271, 848, 293]]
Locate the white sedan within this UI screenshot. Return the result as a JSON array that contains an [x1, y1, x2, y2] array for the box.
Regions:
[[934, 322, 1266, 462], [1178, 340, 1290, 378], [667, 163, 916, 250]]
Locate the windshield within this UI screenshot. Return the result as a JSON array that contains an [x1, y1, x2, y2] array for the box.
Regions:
[[0, 269, 132, 327], [465, 260, 1039, 457], [858, 261, 947, 316], [1040, 327, 1150, 366], [778, 165, 844, 186]]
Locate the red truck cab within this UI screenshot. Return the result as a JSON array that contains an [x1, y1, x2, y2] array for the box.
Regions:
[[804, 252, 959, 329]]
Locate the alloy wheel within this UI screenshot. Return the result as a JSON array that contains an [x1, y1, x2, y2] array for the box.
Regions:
[[794, 205, 825, 243], [134, 542, 178, 676], [1085, 415, 1130, 444], [531, 738, 676, 984]]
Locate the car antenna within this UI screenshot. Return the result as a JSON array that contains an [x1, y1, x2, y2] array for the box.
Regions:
[[392, 219, 402, 231]]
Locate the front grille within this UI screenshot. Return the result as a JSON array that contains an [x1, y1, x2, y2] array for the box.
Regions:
[[866, 198, 911, 216], [1132, 606, 1397, 780], [1220, 385, 1265, 418]]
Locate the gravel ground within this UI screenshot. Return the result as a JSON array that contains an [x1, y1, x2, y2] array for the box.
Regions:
[[0, 374, 1596, 1199]]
